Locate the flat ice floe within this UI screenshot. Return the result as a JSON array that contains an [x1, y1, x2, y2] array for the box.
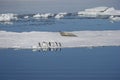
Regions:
[[0, 30, 120, 49]]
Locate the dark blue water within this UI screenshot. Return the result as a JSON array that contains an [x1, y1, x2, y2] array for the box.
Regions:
[[0, 14, 120, 80], [0, 18, 120, 32], [0, 47, 120, 80]]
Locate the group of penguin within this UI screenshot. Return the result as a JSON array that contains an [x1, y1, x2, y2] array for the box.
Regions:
[[32, 41, 62, 52], [38, 41, 61, 48]]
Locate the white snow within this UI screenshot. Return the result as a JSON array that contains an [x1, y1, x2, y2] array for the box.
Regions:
[[0, 30, 120, 49]]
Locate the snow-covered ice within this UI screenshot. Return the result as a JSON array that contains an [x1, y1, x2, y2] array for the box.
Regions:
[[0, 30, 120, 49]]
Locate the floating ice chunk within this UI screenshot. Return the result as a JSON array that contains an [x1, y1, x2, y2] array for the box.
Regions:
[[0, 13, 18, 22], [55, 14, 64, 19], [77, 7, 108, 18], [78, 6, 120, 18], [33, 13, 54, 19], [78, 7, 107, 15], [24, 16, 29, 19], [55, 12, 68, 19], [109, 16, 120, 22], [33, 13, 40, 18]]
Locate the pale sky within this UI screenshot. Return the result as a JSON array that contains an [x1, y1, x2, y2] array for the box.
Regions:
[[0, 0, 120, 14]]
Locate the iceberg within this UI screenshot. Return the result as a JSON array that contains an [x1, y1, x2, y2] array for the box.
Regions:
[[78, 7, 120, 18], [0, 30, 120, 50], [78, 7, 108, 18]]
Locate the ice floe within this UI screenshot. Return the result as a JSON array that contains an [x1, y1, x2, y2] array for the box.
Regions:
[[0, 30, 120, 50], [24, 16, 29, 19], [33, 13, 54, 19], [0, 13, 18, 22], [78, 6, 120, 19], [109, 16, 120, 21], [55, 12, 68, 19]]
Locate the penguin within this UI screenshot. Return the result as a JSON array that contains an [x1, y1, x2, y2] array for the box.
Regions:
[[55, 42, 58, 47], [58, 42, 61, 47], [49, 42, 51, 46], [38, 42, 41, 47]]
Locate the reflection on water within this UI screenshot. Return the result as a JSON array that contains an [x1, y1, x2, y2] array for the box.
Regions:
[[0, 47, 120, 80]]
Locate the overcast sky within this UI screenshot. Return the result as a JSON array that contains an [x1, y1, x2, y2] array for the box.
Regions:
[[0, 0, 120, 14]]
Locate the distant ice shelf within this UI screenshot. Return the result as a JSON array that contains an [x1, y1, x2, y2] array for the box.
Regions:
[[0, 30, 120, 50]]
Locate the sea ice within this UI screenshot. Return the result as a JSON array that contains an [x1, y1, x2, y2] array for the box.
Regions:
[[0, 30, 120, 49], [78, 6, 120, 18]]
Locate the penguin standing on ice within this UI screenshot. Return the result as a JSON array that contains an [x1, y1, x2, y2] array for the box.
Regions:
[[55, 42, 58, 47], [58, 42, 61, 51], [49, 42, 51, 47], [38, 42, 41, 48], [58, 42, 61, 47]]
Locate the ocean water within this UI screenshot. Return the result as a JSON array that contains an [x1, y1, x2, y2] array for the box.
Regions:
[[0, 17, 120, 32], [0, 47, 120, 80], [0, 14, 120, 80]]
